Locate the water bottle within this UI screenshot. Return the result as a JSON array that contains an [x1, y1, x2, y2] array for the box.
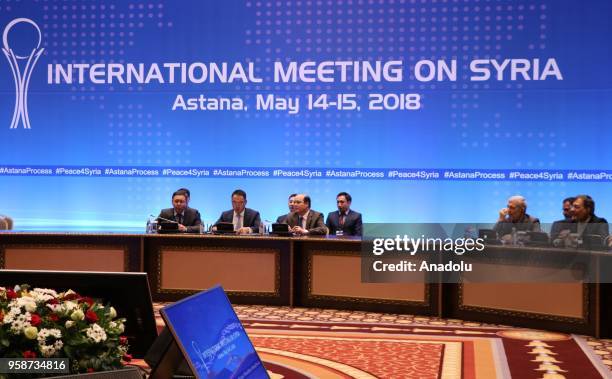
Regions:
[[259, 221, 265, 235], [511, 227, 517, 246], [146, 218, 157, 234]]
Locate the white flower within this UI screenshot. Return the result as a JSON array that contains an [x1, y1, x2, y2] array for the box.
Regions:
[[108, 307, 117, 319], [33, 288, 58, 297], [24, 326, 38, 339], [8, 312, 31, 334], [37, 328, 63, 357], [13, 297, 37, 313], [70, 309, 84, 321], [65, 320, 75, 329], [30, 288, 58, 303], [109, 321, 124, 333], [37, 328, 62, 343], [24, 301, 37, 313], [3, 307, 21, 324], [85, 323, 107, 343], [63, 301, 78, 312]]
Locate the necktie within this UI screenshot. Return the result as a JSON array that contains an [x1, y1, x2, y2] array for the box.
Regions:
[[339, 212, 345, 227], [235, 214, 242, 231], [176, 213, 183, 225], [298, 215, 303, 229]]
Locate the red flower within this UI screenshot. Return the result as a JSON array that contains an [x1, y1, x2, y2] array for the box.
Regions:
[[87, 368, 95, 373], [85, 309, 98, 323], [47, 298, 59, 305], [63, 293, 79, 301], [48, 314, 59, 322], [30, 314, 42, 327], [119, 336, 128, 345], [6, 289, 18, 299], [0, 312, 3, 323], [80, 297, 94, 307], [23, 351, 37, 358], [122, 354, 132, 362]]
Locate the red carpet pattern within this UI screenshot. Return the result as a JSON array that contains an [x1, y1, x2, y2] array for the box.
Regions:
[[252, 334, 446, 379], [151, 303, 611, 378]]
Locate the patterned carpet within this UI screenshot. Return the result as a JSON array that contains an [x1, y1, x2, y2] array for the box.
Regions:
[[147, 304, 612, 379]]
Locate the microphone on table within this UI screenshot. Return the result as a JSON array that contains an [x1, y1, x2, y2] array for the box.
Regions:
[[150, 215, 178, 223]]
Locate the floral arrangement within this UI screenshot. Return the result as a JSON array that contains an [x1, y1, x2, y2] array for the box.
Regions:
[[0, 284, 132, 375]]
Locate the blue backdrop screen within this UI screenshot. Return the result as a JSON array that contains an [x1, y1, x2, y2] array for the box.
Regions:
[[1, 1, 610, 230]]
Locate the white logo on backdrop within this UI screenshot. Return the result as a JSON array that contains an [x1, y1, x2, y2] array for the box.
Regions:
[[2, 18, 44, 129]]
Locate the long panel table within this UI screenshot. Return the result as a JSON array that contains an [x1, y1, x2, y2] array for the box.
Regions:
[[0, 232, 609, 337]]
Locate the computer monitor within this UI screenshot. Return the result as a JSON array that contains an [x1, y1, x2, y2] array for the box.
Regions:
[[478, 229, 499, 244], [157, 286, 268, 379], [0, 270, 157, 357]]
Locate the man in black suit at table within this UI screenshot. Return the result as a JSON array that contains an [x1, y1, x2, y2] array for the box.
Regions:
[[550, 196, 575, 241], [158, 189, 202, 233], [570, 195, 609, 238], [276, 193, 297, 224], [214, 189, 261, 235], [326, 192, 363, 236], [286, 194, 327, 236]]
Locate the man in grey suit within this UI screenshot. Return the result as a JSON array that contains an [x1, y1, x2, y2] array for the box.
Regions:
[[493, 195, 540, 241], [158, 189, 202, 233], [326, 192, 363, 236], [286, 194, 327, 236], [276, 193, 297, 224], [214, 189, 261, 235]]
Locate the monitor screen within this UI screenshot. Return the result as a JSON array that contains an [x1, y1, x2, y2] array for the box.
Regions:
[[0, 270, 157, 357], [161, 286, 268, 379]]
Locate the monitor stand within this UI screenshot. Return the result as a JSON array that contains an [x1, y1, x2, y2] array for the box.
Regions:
[[147, 328, 194, 379]]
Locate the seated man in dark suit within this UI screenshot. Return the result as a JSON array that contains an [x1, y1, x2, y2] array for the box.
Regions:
[[553, 195, 609, 248], [493, 195, 540, 241], [158, 189, 202, 233], [214, 189, 261, 235], [286, 194, 327, 235], [326, 192, 363, 236], [550, 196, 575, 241], [276, 193, 297, 224], [570, 195, 609, 238]]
